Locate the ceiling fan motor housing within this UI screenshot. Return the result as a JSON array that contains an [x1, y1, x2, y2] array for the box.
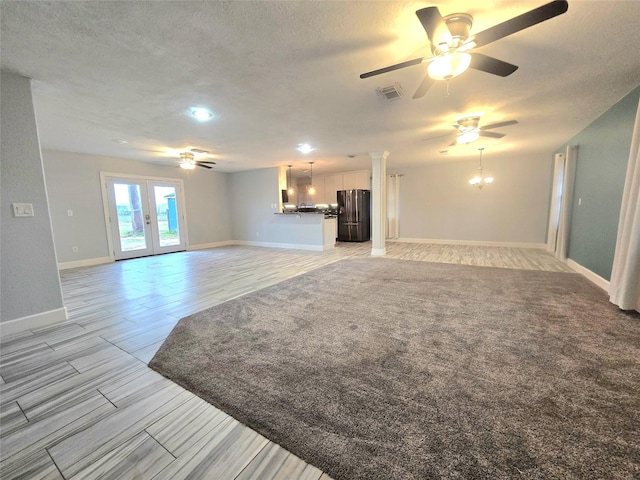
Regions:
[[457, 115, 480, 131], [437, 13, 473, 52]]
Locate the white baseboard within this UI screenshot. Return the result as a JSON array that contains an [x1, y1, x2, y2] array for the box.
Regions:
[[371, 248, 387, 256], [0, 307, 68, 336], [188, 240, 235, 251], [235, 240, 325, 252], [58, 256, 111, 270], [565, 258, 610, 292], [392, 238, 547, 249]]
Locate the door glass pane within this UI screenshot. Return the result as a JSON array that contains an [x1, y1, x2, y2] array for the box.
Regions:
[[114, 183, 147, 251], [154, 186, 180, 247]]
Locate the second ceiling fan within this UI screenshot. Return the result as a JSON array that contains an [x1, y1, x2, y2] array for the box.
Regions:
[[360, 1, 569, 99], [450, 116, 518, 145]]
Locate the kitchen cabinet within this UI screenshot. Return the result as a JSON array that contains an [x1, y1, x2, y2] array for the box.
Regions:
[[312, 176, 326, 204], [324, 174, 343, 204], [298, 170, 370, 206], [342, 170, 370, 190]]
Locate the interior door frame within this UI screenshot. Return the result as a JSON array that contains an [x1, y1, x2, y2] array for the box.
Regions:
[[100, 172, 189, 262]]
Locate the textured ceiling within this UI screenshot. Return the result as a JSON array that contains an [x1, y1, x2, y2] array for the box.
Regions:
[[1, 1, 639, 176]]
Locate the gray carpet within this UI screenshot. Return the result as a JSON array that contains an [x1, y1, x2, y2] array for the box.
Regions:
[[149, 258, 640, 479]]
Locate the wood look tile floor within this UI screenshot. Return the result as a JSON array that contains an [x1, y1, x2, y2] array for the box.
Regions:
[[0, 242, 574, 479]]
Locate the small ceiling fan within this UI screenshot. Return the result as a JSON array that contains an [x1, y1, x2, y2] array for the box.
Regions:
[[450, 116, 518, 145], [360, 1, 569, 99], [179, 149, 216, 170]]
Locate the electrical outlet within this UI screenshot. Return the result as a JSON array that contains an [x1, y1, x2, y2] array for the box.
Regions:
[[72, 246, 79, 253], [12, 203, 34, 217], [67, 209, 74, 216]]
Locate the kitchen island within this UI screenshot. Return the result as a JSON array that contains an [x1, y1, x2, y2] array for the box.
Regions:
[[271, 212, 336, 251]]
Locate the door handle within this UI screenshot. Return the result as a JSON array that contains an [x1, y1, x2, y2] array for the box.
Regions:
[[145, 213, 150, 225]]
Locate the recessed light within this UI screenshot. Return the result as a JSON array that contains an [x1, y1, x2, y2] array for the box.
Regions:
[[297, 143, 314, 154], [188, 107, 214, 122]]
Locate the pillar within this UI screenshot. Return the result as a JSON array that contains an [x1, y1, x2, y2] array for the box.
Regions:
[[370, 151, 389, 256]]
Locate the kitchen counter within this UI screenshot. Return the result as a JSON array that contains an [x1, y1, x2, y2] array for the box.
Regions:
[[274, 212, 336, 218], [268, 213, 336, 250]]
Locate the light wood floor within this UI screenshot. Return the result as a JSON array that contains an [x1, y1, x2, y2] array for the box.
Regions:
[[0, 242, 573, 479]]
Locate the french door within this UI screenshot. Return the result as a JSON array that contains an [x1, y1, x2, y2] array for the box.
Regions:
[[104, 176, 187, 260]]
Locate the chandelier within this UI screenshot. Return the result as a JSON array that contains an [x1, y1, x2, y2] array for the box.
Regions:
[[469, 148, 494, 189]]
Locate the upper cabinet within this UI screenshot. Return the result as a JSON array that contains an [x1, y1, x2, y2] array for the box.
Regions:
[[324, 174, 343, 204], [343, 171, 370, 190], [312, 176, 326, 204], [297, 169, 371, 205]]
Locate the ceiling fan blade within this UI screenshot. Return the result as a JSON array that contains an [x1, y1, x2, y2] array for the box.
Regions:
[[412, 74, 435, 99], [423, 132, 456, 142], [471, 0, 569, 48], [480, 120, 518, 130], [415, 7, 452, 47], [360, 57, 423, 79], [478, 131, 505, 139], [469, 53, 518, 77], [197, 161, 217, 165], [196, 163, 213, 169]]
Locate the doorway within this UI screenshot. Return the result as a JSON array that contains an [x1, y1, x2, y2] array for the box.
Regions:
[[102, 174, 187, 260]]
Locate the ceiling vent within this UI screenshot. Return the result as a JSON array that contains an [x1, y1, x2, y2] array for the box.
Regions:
[[377, 83, 403, 101]]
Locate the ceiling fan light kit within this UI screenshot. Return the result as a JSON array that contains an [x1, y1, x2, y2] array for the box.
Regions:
[[359, 1, 569, 99], [427, 52, 471, 81], [179, 152, 196, 170], [178, 150, 216, 170], [457, 130, 480, 144]]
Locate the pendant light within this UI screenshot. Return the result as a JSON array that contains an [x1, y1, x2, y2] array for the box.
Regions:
[[469, 148, 494, 189], [287, 165, 295, 195], [308, 161, 316, 195]]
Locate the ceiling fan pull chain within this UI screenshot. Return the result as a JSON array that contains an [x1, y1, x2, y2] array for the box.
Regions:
[[446, 80, 450, 97]]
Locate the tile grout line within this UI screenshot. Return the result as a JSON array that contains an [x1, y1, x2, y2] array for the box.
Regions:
[[144, 428, 177, 460], [97, 388, 119, 410], [231, 440, 270, 480], [45, 446, 67, 480]]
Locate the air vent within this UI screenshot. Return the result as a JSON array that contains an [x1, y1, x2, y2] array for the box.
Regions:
[[377, 83, 403, 101]]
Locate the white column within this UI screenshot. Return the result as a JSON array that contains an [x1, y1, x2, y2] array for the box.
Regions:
[[370, 151, 389, 256]]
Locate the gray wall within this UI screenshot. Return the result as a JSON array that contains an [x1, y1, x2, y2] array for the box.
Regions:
[[229, 168, 283, 243], [393, 152, 552, 244], [556, 85, 640, 280], [1, 72, 64, 322], [43, 150, 232, 263]]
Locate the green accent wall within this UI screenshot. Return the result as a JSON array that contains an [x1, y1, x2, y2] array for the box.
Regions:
[[556, 86, 639, 280]]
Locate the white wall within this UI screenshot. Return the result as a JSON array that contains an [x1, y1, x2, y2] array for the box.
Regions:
[[43, 150, 232, 264], [391, 153, 552, 245], [1, 72, 65, 325]]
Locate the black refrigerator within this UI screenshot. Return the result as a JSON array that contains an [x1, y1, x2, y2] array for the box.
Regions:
[[337, 189, 370, 242]]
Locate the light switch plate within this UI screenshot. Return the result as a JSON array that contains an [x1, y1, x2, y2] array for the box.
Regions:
[[12, 203, 35, 217]]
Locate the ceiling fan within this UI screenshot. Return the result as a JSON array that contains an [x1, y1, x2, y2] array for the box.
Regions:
[[360, 1, 569, 99], [450, 116, 518, 145], [179, 149, 216, 170]]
